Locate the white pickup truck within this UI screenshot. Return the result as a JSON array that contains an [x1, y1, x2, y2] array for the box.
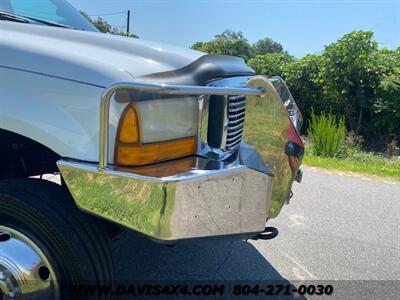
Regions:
[[0, 0, 304, 299]]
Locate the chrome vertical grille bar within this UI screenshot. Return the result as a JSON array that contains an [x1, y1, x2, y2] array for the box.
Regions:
[[225, 95, 246, 150]]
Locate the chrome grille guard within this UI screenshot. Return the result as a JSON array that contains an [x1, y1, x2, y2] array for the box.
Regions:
[[99, 80, 264, 169], [58, 76, 301, 240]]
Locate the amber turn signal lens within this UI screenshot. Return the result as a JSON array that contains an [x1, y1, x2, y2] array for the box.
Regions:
[[116, 137, 197, 166], [119, 106, 139, 143]]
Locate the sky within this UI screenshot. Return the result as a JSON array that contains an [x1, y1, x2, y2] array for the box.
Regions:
[[68, 0, 400, 57]]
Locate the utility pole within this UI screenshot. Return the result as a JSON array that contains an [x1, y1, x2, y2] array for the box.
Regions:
[[126, 10, 130, 34]]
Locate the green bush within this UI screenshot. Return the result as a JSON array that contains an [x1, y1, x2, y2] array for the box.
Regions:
[[307, 111, 346, 157], [191, 30, 400, 149]]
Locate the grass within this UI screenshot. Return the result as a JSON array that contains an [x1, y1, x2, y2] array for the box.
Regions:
[[307, 110, 346, 157], [303, 147, 400, 181], [243, 98, 400, 182]]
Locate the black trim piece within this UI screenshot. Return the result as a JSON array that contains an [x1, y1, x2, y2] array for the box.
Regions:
[[137, 55, 255, 86], [207, 95, 226, 148]]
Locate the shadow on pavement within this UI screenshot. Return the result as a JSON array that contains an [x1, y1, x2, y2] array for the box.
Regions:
[[113, 231, 305, 299]]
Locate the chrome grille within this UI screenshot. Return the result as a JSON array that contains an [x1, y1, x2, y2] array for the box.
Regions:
[[226, 95, 246, 150]]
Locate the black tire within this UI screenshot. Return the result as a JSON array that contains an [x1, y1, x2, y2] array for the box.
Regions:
[[0, 178, 114, 299]]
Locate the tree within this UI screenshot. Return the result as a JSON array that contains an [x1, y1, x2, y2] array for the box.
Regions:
[[248, 53, 328, 133], [375, 48, 400, 77], [192, 32, 285, 59], [247, 53, 294, 78], [374, 76, 400, 134], [371, 48, 400, 137], [111, 31, 139, 38], [284, 54, 327, 127], [191, 30, 252, 61], [321, 30, 380, 135], [252, 37, 285, 55], [80, 11, 138, 37], [91, 17, 112, 33], [242, 29, 399, 146]]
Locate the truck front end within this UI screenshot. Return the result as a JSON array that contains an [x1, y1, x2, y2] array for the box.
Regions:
[[0, 2, 306, 297], [57, 57, 304, 242]]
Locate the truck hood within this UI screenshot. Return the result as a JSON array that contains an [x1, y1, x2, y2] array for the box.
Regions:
[[0, 22, 205, 87]]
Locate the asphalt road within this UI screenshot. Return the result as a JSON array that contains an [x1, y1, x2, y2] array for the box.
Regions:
[[112, 168, 400, 298]]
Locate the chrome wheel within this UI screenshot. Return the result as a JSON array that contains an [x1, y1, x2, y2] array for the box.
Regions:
[[0, 226, 59, 300]]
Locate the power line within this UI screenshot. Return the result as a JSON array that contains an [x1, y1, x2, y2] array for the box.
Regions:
[[88, 10, 132, 34], [88, 11, 127, 17]]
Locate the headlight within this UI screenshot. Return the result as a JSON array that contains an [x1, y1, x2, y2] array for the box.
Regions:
[[270, 76, 303, 132], [136, 97, 198, 143], [115, 96, 198, 166], [284, 99, 303, 132]]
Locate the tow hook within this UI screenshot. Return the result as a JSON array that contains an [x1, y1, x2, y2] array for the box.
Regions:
[[250, 227, 279, 241]]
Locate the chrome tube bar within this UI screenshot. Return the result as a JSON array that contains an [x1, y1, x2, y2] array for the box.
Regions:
[[99, 81, 264, 170]]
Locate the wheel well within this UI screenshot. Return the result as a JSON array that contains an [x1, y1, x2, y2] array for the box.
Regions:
[[0, 129, 60, 179], [0, 129, 125, 238]]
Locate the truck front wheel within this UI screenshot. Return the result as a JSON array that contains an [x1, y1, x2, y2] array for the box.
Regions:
[[0, 179, 114, 299]]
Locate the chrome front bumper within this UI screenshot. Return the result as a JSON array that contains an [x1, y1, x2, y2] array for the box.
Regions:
[[58, 75, 300, 241], [57, 156, 273, 241]]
